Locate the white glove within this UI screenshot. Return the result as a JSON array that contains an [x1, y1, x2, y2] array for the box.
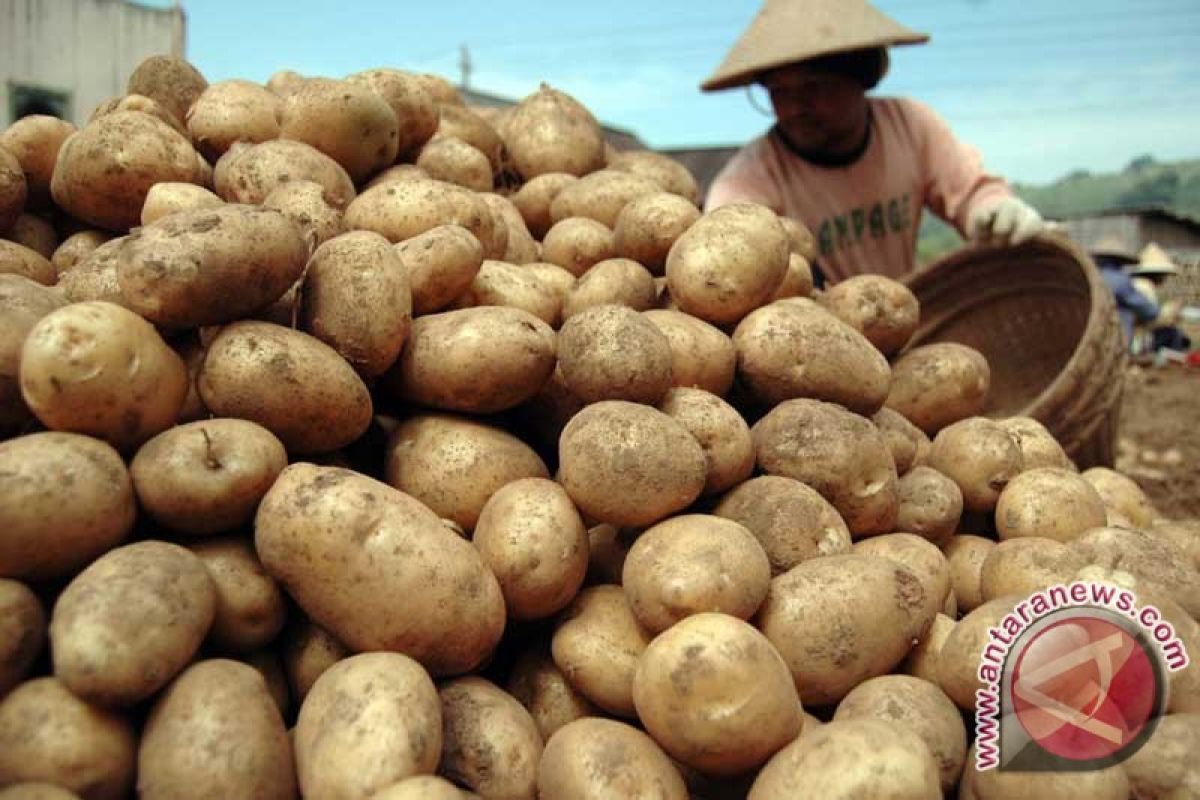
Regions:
[[969, 197, 1044, 247]]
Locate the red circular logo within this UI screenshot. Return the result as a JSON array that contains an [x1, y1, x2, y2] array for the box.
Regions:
[[1011, 617, 1157, 761]]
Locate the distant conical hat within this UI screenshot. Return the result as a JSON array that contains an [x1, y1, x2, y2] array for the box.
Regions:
[[1088, 234, 1139, 265], [700, 0, 929, 92], [1129, 242, 1179, 277]]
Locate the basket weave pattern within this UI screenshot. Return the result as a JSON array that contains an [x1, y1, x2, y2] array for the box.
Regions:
[[902, 236, 1128, 469]]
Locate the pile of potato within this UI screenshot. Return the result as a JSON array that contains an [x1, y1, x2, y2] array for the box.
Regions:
[[1, 55, 1199, 800]]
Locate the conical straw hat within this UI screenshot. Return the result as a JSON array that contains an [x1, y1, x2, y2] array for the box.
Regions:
[[1088, 234, 1139, 265], [1129, 242, 1179, 277], [700, 0, 929, 92]]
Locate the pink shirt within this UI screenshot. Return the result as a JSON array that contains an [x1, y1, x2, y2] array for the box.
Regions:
[[705, 97, 1012, 283]]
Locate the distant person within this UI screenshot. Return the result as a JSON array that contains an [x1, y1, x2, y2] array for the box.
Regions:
[[1091, 237, 1188, 355], [700, 0, 1044, 286]]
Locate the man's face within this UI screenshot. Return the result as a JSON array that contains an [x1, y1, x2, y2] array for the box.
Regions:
[[761, 63, 868, 153]]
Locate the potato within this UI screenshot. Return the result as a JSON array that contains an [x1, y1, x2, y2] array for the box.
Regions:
[[138, 659, 294, 800], [873, 408, 928, 476], [1071, 526, 1200, 618], [474, 478, 588, 621], [511, 172, 578, 239], [833, 675, 965, 792], [89, 93, 190, 138], [266, 69, 307, 97], [384, 413, 548, 531], [748, 719, 940, 800], [51, 541, 215, 707], [541, 216, 616, 277], [0, 240, 55, 284], [187, 538, 287, 653], [607, 150, 700, 205], [0, 678, 136, 800], [714, 475, 851, 575], [551, 585, 650, 716], [0, 146, 27, 233], [944, 535, 995, 614], [261, 179, 346, 249], [438, 677, 542, 800], [55, 237, 127, 305], [50, 230, 111, 276], [282, 618, 349, 704], [612, 192, 700, 275], [451, 259, 559, 324], [1150, 519, 1200, 571], [214, 139, 356, 207], [295, 652, 442, 799], [279, 77, 398, 183], [393, 224, 484, 315], [753, 399, 899, 538], [994, 467, 1107, 542], [667, 204, 788, 324], [1082, 467, 1157, 528], [347, 178, 494, 252], [126, 54, 208, 124], [895, 465, 963, 546], [0, 579, 44, 696], [549, 169, 659, 229], [927, 417, 1023, 513], [978, 537, 1086, 602], [507, 646, 596, 742], [658, 388, 753, 495], [633, 613, 801, 776], [818, 275, 919, 357], [51, 111, 206, 231], [346, 68, 439, 159], [538, 717, 688, 800], [3, 213, 57, 259], [0, 784, 82, 800], [482, 193, 539, 265], [369, 777, 476, 800], [240, 649, 289, 717], [900, 612, 956, 684], [0, 115, 76, 210], [997, 416, 1074, 471], [1122, 712, 1200, 799], [503, 85, 606, 179], [524, 262, 575, 323], [19, 301, 187, 449], [0, 432, 135, 581], [119, 204, 308, 329], [138, 182, 223, 226], [299, 230, 412, 378], [557, 304, 672, 404], [257, 464, 506, 674], [642, 309, 735, 396], [0, 275, 65, 432], [936, 595, 1020, 710], [854, 533, 953, 614], [767, 253, 815, 303], [562, 257, 656, 320], [559, 401, 707, 528], [131, 418, 287, 536], [734, 299, 891, 414], [887, 343, 991, 435], [390, 306, 554, 414], [622, 515, 769, 634], [200, 321, 373, 454], [186, 79, 282, 162], [435, 105, 503, 169], [959, 743, 1130, 800], [417, 137, 492, 192], [759, 554, 936, 705]]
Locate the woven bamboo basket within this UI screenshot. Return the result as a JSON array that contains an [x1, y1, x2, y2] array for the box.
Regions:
[[901, 234, 1127, 469]]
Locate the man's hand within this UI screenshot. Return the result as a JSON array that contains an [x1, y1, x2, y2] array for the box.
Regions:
[[969, 197, 1045, 247]]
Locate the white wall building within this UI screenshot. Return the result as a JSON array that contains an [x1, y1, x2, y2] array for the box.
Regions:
[[1, 0, 184, 129]]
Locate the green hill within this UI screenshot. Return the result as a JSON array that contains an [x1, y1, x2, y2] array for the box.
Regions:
[[917, 155, 1200, 265]]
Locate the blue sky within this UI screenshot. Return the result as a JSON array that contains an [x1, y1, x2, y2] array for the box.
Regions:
[[158, 0, 1198, 184]]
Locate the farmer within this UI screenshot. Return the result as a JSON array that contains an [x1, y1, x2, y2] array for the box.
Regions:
[[700, 0, 1044, 286], [1091, 237, 1188, 355]]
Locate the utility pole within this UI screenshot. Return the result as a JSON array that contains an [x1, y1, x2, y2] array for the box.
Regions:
[[459, 44, 472, 91]]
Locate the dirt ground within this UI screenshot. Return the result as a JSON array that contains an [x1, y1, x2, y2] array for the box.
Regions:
[[1116, 363, 1200, 521]]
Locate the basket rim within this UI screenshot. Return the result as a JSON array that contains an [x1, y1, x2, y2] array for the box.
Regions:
[[901, 233, 1117, 422]]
